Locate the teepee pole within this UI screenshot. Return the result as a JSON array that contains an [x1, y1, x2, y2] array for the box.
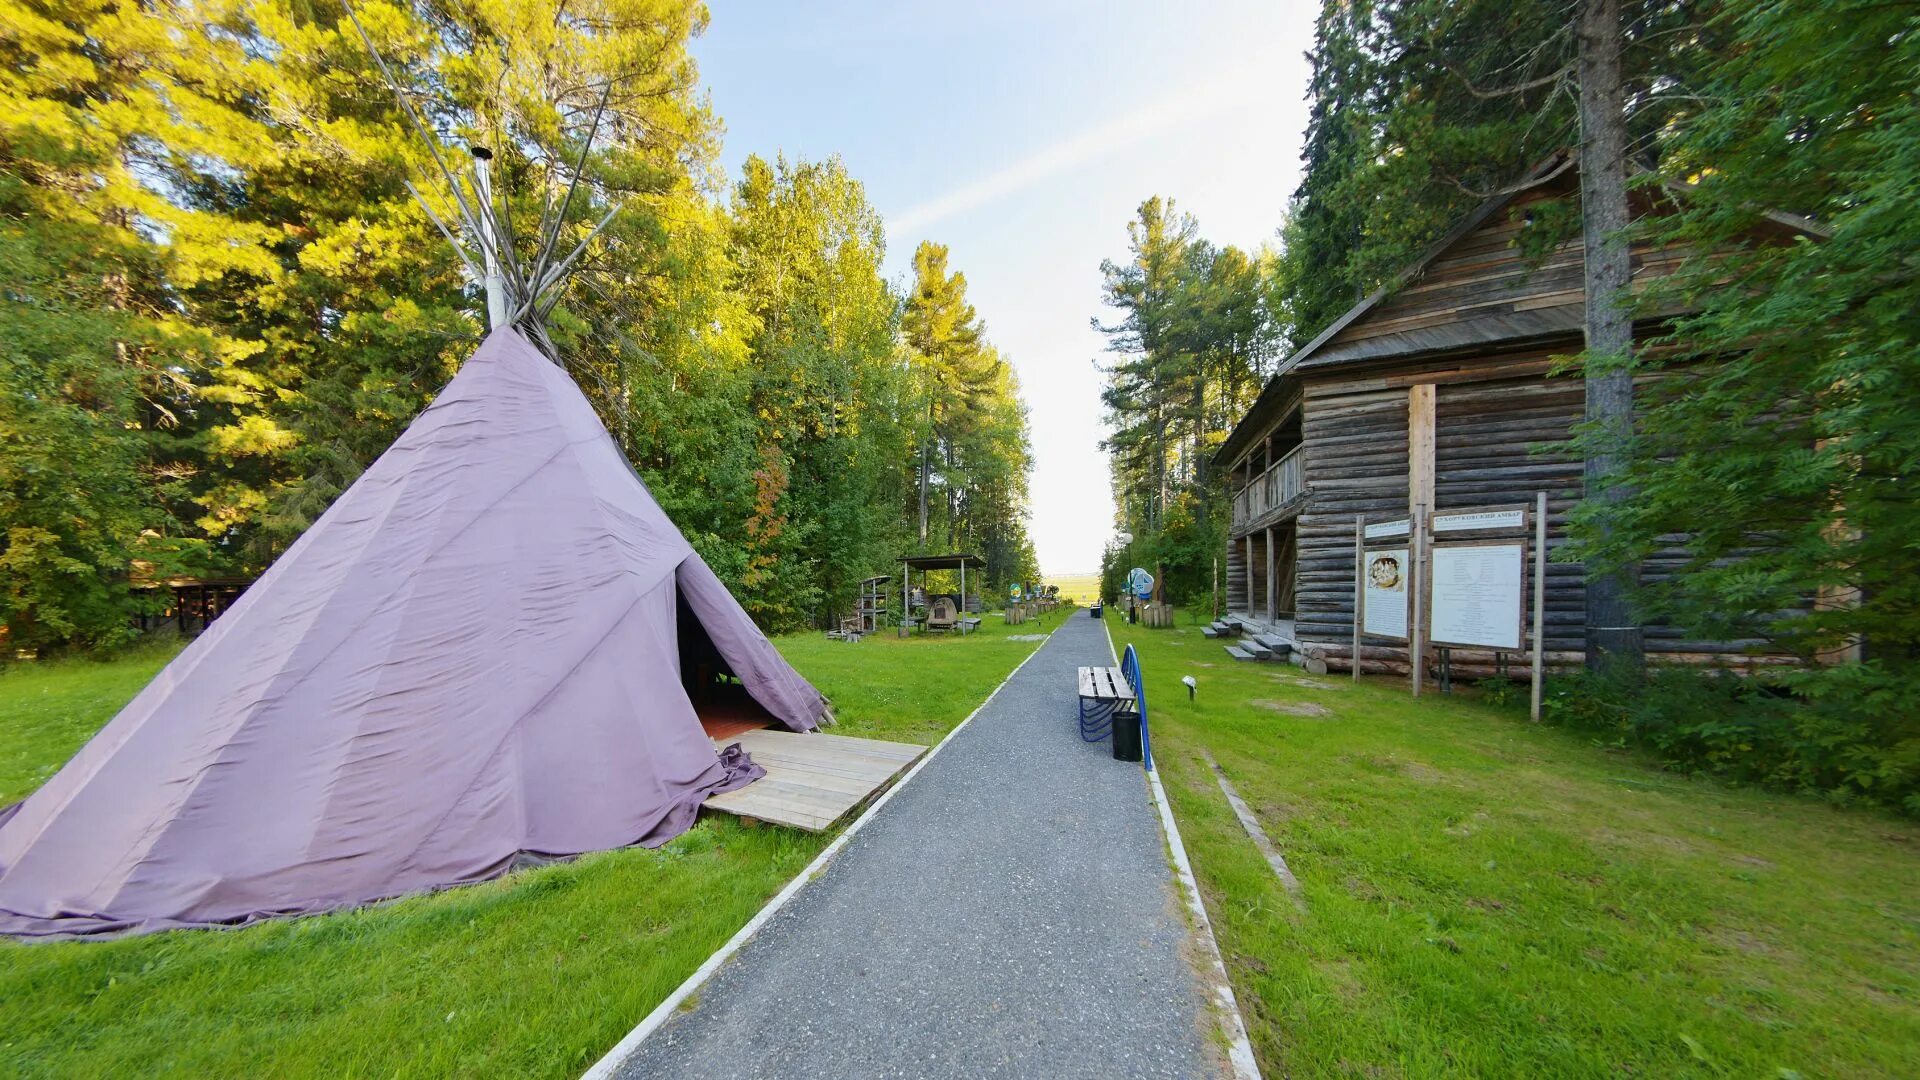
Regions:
[[470, 147, 508, 331]]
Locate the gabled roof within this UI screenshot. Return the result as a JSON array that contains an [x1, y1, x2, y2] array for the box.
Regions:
[[1214, 154, 1826, 472], [1216, 156, 1576, 471]]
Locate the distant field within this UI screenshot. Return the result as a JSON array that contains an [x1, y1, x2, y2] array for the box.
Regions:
[[1046, 572, 1101, 605]]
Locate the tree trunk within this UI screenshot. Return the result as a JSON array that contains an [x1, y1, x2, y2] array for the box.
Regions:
[[1577, 0, 1643, 676], [917, 401, 931, 546]]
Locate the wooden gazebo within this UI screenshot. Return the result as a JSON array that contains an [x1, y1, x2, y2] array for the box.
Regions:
[[899, 554, 986, 635]]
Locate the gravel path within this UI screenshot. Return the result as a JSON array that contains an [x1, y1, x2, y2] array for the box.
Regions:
[[607, 612, 1219, 1080]]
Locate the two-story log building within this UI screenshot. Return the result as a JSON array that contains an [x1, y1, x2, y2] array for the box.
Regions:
[[1214, 160, 1812, 675]]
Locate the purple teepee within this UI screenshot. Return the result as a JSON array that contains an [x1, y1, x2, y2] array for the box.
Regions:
[[0, 328, 827, 938]]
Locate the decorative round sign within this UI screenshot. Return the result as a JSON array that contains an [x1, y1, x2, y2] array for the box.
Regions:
[[1127, 567, 1154, 600]]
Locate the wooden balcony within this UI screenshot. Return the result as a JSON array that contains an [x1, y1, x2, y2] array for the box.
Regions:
[[1231, 445, 1304, 532]]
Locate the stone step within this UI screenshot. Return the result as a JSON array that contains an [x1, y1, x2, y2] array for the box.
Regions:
[[1241, 640, 1274, 659], [1200, 626, 1222, 639], [1208, 621, 1238, 637], [1224, 645, 1256, 662], [1252, 634, 1294, 657]]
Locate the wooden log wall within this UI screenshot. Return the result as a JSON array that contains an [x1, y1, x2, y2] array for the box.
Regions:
[[1225, 543, 1248, 613], [1289, 359, 1793, 673], [1435, 375, 1587, 654], [1294, 383, 1408, 643]]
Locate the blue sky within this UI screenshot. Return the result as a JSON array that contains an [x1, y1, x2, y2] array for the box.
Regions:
[[691, 1, 1317, 574]]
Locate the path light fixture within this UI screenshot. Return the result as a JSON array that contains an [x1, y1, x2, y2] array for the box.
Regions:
[[1183, 675, 1197, 701]]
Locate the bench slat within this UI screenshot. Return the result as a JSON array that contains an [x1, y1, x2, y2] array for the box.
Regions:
[[1076, 665, 1136, 702]]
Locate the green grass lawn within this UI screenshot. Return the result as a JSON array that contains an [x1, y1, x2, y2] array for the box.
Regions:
[[1113, 612, 1919, 1079], [0, 609, 1062, 1078]]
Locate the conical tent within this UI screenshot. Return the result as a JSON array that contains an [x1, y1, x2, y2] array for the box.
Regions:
[[0, 328, 827, 938]]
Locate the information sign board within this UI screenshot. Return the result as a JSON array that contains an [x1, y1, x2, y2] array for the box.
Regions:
[[1361, 548, 1409, 640], [1429, 542, 1525, 649]]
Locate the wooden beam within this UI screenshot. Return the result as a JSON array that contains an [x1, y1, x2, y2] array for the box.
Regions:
[[1409, 383, 1436, 516]]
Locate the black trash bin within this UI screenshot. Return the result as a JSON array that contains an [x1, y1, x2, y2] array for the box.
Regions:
[[1111, 707, 1142, 762], [1090, 601, 1103, 619]]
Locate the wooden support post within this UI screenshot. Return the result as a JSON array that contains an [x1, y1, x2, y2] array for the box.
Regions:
[[1265, 525, 1277, 622], [1411, 504, 1427, 698], [1409, 384, 1436, 515], [1531, 491, 1547, 722], [1352, 515, 1364, 682], [1244, 534, 1255, 614], [1408, 384, 1435, 697]]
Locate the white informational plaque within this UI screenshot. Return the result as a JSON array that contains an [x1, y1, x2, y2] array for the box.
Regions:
[[1429, 543, 1525, 650], [1361, 548, 1409, 640], [1432, 508, 1527, 534]]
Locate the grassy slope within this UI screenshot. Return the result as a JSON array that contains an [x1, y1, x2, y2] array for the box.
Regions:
[[1114, 612, 1918, 1079], [0, 610, 1060, 1079]]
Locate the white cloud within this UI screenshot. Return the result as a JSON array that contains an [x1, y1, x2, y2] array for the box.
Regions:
[[888, 66, 1267, 237]]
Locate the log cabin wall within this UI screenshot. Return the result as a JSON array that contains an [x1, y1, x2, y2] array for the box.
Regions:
[[1294, 381, 1409, 649], [1294, 351, 1790, 674]]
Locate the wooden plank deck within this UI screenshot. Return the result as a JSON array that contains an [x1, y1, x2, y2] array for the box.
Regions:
[[704, 729, 927, 832]]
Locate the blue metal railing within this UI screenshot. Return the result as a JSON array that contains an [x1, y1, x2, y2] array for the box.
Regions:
[[1121, 644, 1153, 771]]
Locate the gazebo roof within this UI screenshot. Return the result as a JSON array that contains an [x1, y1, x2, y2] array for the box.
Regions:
[[900, 554, 986, 571]]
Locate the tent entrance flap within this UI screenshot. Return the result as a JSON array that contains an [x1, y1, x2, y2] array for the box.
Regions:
[[677, 584, 778, 740]]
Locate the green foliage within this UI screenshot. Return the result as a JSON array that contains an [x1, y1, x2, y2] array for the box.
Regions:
[[0, 0, 1037, 646], [901, 241, 1037, 594], [1096, 197, 1279, 606], [1543, 665, 1920, 813], [1568, 0, 1920, 679], [1281, 0, 1708, 347], [1099, 493, 1224, 612]]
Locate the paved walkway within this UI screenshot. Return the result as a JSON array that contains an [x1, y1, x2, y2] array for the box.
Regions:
[[608, 612, 1218, 1080]]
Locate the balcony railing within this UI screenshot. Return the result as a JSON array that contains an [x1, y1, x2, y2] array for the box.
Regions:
[[1231, 444, 1304, 530]]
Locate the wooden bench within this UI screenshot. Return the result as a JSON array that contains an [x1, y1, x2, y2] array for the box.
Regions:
[[1076, 665, 1136, 742], [958, 616, 983, 634]]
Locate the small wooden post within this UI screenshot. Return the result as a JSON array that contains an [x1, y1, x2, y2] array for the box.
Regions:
[[1352, 515, 1364, 682], [1531, 491, 1547, 722]]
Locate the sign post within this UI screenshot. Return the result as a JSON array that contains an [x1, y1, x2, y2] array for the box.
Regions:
[[1410, 505, 1426, 698], [1352, 515, 1363, 682], [1531, 491, 1547, 721]]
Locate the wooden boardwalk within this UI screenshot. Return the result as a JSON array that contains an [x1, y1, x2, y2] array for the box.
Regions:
[[704, 729, 926, 832]]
